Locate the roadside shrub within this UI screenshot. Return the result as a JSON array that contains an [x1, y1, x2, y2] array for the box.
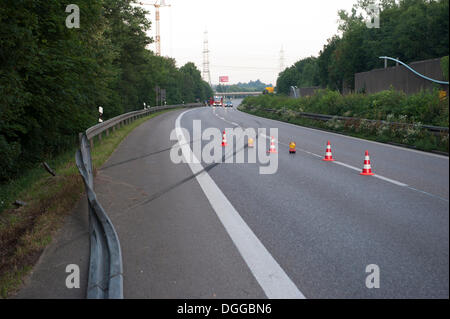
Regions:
[[240, 89, 449, 153]]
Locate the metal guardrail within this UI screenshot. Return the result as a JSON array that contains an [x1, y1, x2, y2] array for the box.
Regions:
[[86, 103, 201, 145], [76, 103, 202, 299], [263, 108, 449, 133]]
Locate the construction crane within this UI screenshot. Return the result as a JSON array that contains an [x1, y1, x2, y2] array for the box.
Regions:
[[139, 1, 171, 56]]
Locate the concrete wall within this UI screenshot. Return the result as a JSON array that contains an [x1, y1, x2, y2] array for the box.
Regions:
[[354, 57, 448, 95]]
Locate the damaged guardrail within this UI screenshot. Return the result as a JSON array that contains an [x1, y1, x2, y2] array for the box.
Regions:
[[75, 103, 201, 298]]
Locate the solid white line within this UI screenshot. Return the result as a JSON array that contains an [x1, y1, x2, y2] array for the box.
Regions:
[[175, 109, 305, 299]]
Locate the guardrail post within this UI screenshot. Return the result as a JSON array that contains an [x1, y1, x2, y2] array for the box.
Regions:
[[106, 128, 109, 137], [90, 138, 94, 150], [98, 132, 102, 142]]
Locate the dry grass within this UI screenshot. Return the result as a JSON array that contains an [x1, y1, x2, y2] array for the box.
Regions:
[[0, 109, 176, 298]]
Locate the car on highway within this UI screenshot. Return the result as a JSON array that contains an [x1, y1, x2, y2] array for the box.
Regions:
[[224, 100, 233, 107]]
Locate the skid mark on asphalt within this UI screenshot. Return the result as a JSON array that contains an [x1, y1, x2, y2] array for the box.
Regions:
[[127, 136, 253, 211], [99, 139, 202, 170], [126, 161, 220, 211]]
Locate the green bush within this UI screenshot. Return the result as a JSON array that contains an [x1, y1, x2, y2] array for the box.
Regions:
[[242, 88, 448, 126], [240, 89, 449, 153]]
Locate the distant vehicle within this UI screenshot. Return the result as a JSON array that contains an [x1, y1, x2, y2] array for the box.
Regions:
[[212, 96, 223, 107], [224, 100, 233, 107], [263, 87, 274, 94]]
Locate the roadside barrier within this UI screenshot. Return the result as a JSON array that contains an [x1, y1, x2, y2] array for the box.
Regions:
[[75, 103, 201, 298]]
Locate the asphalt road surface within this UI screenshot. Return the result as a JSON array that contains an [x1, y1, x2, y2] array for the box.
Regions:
[[90, 101, 448, 298]]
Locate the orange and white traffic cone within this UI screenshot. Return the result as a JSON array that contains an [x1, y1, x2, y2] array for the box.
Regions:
[[248, 137, 254, 148], [322, 141, 335, 161], [360, 150, 374, 176], [267, 136, 277, 154], [221, 131, 228, 147]]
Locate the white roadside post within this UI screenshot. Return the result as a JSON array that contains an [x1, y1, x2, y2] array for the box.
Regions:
[[98, 106, 104, 141], [98, 106, 103, 123]]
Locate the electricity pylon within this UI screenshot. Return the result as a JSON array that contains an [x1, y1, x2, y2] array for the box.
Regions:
[[203, 30, 212, 86], [279, 46, 285, 73]]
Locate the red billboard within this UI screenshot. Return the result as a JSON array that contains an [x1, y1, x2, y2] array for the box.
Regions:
[[219, 76, 229, 83]]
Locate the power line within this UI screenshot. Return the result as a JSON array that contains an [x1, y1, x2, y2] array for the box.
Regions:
[[279, 45, 285, 72], [210, 65, 279, 70]]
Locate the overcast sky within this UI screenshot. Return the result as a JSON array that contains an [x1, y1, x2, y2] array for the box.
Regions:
[[138, 0, 356, 85]]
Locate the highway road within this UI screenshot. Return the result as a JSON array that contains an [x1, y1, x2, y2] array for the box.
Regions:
[[92, 101, 448, 298]]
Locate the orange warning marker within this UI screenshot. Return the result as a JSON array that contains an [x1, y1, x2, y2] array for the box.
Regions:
[[322, 141, 335, 161], [221, 130, 228, 147], [248, 137, 254, 148], [360, 150, 374, 175], [289, 141, 296, 154], [267, 136, 277, 154]]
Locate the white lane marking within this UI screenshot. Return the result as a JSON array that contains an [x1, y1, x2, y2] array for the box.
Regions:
[[406, 186, 449, 202], [214, 111, 242, 128], [335, 161, 407, 186], [333, 161, 361, 172], [237, 109, 449, 160], [373, 174, 408, 187], [260, 133, 409, 187], [215, 108, 446, 199], [176, 109, 305, 299]]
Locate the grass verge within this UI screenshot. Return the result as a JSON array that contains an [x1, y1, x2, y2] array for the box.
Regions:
[[0, 109, 176, 298], [238, 106, 449, 154]]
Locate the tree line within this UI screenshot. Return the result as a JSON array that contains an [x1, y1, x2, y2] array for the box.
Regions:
[[215, 79, 272, 93], [0, 0, 213, 181], [276, 0, 449, 94]]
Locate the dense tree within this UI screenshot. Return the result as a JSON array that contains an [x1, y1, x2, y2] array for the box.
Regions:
[[280, 0, 449, 92], [215, 80, 272, 93], [0, 0, 212, 181], [276, 57, 320, 95]]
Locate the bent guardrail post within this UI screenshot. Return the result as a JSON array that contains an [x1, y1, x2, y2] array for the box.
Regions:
[[75, 103, 203, 299]]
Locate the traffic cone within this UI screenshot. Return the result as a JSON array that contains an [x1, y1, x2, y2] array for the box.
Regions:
[[360, 150, 374, 176], [248, 137, 254, 148], [267, 136, 277, 154], [322, 141, 335, 161], [289, 141, 296, 154], [221, 131, 228, 147]]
